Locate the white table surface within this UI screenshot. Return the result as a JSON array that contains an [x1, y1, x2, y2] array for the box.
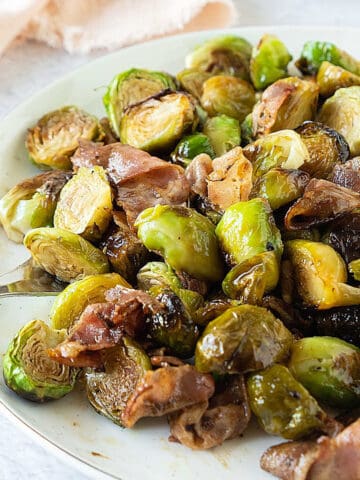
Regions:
[[1, 0, 360, 478]]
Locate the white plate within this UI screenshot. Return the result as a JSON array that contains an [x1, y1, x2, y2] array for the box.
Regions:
[[0, 25, 359, 480]]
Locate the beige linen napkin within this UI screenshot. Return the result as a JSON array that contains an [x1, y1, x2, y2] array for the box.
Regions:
[[0, 0, 236, 55]]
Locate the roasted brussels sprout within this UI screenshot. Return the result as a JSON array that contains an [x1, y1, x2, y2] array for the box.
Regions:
[[171, 133, 214, 168], [318, 86, 360, 156], [26, 106, 104, 170], [252, 77, 319, 137], [137, 262, 203, 315], [250, 34, 292, 90], [195, 305, 292, 374], [100, 212, 150, 284], [349, 259, 360, 281], [241, 113, 254, 146], [135, 205, 224, 283], [50, 273, 130, 330], [314, 306, 360, 347], [243, 129, 309, 178], [247, 364, 333, 440], [203, 114, 241, 156], [0, 170, 71, 243], [222, 251, 280, 303], [296, 41, 360, 76], [185, 34, 252, 80], [200, 75, 255, 122], [289, 336, 360, 408], [176, 68, 212, 100], [86, 337, 151, 425], [103, 68, 176, 137], [3, 320, 77, 402], [283, 240, 360, 309], [215, 198, 283, 266], [24, 227, 109, 283], [250, 168, 310, 210], [317, 61, 360, 97], [296, 121, 350, 179], [325, 211, 360, 264], [54, 166, 112, 242], [119, 91, 197, 152]]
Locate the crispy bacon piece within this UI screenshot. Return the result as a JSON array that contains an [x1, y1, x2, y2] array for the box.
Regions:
[[207, 147, 253, 210], [332, 157, 360, 193], [285, 179, 360, 230], [71, 141, 189, 224], [185, 153, 213, 197], [121, 365, 215, 428], [168, 375, 251, 450], [261, 418, 360, 480]]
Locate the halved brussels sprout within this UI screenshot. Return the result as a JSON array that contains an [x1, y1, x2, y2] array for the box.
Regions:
[[176, 68, 212, 100], [252, 77, 319, 137], [296, 121, 350, 179], [86, 337, 151, 425], [200, 75, 255, 122], [250, 168, 310, 210], [317, 86, 360, 156], [243, 129, 309, 178], [103, 68, 176, 137], [222, 251, 280, 303], [185, 34, 252, 80], [283, 240, 360, 309], [24, 227, 109, 283], [195, 305, 292, 374], [317, 61, 360, 97], [215, 198, 283, 266], [26, 106, 104, 170], [240, 113, 254, 146], [50, 273, 130, 330], [289, 336, 360, 408], [3, 320, 77, 402], [247, 364, 333, 440], [250, 34, 292, 90], [349, 259, 360, 281], [119, 91, 197, 152], [54, 166, 112, 242], [0, 170, 71, 243], [171, 133, 214, 168], [296, 41, 360, 76], [203, 114, 241, 156], [135, 205, 224, 283]]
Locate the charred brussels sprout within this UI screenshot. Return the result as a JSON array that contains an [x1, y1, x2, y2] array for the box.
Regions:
[[283, 240, 360, 309], [222, 251, 280, 303], [296, 121, 350, 179], [103, 68, 176, 137], [252, 77, 319, 137], [317, 86, 360, 156], [26, 106, 104, 170], [86, 338, 151, 425], [195, 305, 292, 374], [185, 35, 252, 80], [120, 91, 197, 153], [50, 273, 130, 330], [240, 113, 254, 145], [203, 115, 241, 156], [171, 133, 214, 168], [0, 170, 71, 243], [250, 34, 292, 90], [250, 168, 310, 210], [3, 320, 77, 402], [296, 41, 360, 76], [317, 61, 360, 97], [24, 227, 109, 283], [243, 130, 309, 178], [54, 166, 112, 242], [176, 68, 212, 100], [200, 75, 255, 122], [325, 211, 360, 264], [314, 306, 360, 347], [215, 198, 283, 266], [349, 259, 360, 281], [247, 364, 331, 440], [135, 205, 224, 283], [289, 336, 360, 408]]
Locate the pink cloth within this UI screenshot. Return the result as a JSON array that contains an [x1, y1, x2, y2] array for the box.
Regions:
[[0, 0, 236, 55]]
